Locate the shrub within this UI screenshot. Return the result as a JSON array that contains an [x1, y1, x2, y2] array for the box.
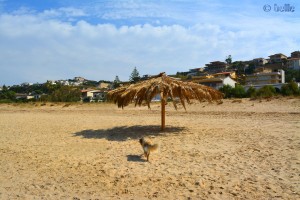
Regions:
[[0, 99, 14, 103], [219, 85, 246, 98], [281, 81, 300, 96], [232, 85, 246, 98], [256, 85, 276, 98], [0, 90, 16, 100], [246, 87, 257, 98], [219, 85, 233, 98]]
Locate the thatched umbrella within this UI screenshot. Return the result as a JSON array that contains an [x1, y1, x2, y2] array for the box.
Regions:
[[107, 72, 223, 131]]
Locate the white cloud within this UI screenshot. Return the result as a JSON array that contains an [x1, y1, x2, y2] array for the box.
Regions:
[[99, 1, 168, 20], [41, 7, 88, 18], [0, 7, 299, 85]]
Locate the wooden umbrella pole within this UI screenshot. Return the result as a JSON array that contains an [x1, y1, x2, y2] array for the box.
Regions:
[[161, 97, 165, 131]]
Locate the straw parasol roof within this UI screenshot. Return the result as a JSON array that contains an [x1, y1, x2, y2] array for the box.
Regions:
[[107, 72, 223, 130]]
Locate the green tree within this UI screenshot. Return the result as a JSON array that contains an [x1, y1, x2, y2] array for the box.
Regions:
[[33, 90, 43, 95], [285, 69, 300, 82], [48, 86, 81, 102], [129, 67, 141, 83], [225, 55, 232, 65], [43, 81, 62, 94], [9, 85, 28, 93], [113, 76, 121, 88], [282, 58, 288, 66], [2, 85, 8, 91], [245, 63, 255, 74], [83, 80, 98, 87], [0, 91, 15, 100], [0, 85, 16, 101], [10, 83, 46, 94], [236, 62, 246, 75]]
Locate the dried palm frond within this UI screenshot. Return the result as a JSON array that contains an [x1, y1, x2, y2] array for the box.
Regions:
[[107, 72, 223, 110]]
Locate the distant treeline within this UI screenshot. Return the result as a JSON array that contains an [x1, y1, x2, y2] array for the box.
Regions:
[[1, 81, 300, 104], [0, 83, 81, 103]]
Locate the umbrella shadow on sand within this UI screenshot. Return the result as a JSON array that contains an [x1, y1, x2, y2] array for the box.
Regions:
[[73, 125, 186, 142]]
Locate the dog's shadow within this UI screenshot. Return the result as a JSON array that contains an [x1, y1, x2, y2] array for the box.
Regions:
[[127, 154, 146, 162]]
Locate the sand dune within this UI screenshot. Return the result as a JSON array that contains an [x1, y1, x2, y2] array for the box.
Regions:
[[0, 98, 299, 199]]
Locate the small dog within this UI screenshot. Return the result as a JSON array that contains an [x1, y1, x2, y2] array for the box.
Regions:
[[139, 137, 158, 161]]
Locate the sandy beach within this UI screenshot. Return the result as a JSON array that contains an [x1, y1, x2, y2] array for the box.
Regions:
[[0, 98, 299, 199]]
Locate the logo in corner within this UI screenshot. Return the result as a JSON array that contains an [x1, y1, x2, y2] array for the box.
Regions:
[[263, 4, 271, 12]]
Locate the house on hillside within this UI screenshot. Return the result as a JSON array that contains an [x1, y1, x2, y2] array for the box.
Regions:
[[287, 51, 300, 70], [192, 71, 236, 81], [263, 53, 288, 71], [74, 77, 85, 82], [47, 80, 56, 85], [81, 89, 107, 102], [253, 58, 268, 67], [254, 67, 273, 73], [57, 80, 70, 85], [141, 74, 155, 80], [212, 71, 237, 80], [192, 76, 236, 90], [264, 62, 285, 71], [204, 61, 228, 73], [287, 58, 300, 70], [268, 53, 288, 63], [15, 93, 43, 100], [21, 82, 33, 86], [187, 68, 205, 76], [245, 69, 285, 85], [291, 51, 300, 58], [15, 93, 34, 100]]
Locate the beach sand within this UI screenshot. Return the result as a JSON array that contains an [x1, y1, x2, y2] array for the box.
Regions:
[[0, 98, 299, 199]]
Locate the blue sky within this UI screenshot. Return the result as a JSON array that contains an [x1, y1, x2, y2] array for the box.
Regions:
[[0, 0, 299, 85]]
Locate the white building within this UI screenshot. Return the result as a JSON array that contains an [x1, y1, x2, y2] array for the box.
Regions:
[[15, 93, 34, 100], [196, 76, 237, 89], [47, 80, 56, 85], [21, 82, 33, 86], [81, 89, 107, 102], [57, 80, 70, 85], [74, 77, 85, 82]]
